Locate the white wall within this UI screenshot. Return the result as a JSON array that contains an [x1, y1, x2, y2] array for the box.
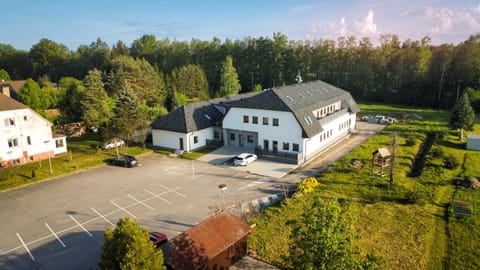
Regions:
[[0, 108, 63, 164], [303, 112, 355, 161], [152, 129, 188, 150], [188, 127, 214, 151], [223, 107, 304, 152]]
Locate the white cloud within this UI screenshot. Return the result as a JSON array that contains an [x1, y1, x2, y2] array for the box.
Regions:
[[354, 10, 377, 35], [304, 17, 350, 39], [425, 6, 480, 34]]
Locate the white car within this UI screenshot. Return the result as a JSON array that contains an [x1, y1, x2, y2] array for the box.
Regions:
[[234, 153, 257, 166], [102, 139, 125, 150]]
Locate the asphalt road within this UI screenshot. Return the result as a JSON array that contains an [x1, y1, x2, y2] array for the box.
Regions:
[[0, 155, 285, 270]]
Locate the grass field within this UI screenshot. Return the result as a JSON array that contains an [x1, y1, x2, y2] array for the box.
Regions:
[[0, 133, 151, 190], [248, 104, 480, 269]]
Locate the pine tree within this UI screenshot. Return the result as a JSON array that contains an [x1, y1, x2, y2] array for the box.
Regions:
[[111, 82, 142, 145], [164, 87, 179, 112], [99, 217, 166, 270], [218, 55, 241, 97], [81, 69, 112, 130], [449, 92, 476, 141]]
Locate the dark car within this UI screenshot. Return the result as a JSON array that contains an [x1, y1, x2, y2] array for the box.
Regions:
[[149, 232, 168, 248], [110, 155, 138, 167]]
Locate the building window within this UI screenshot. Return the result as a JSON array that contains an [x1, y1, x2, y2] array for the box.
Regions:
[[263, 117, 269, 125], [273, 118, 279, 126], [320, 134, 323, 142], [230, 133, 235, 140], [4, 117, 15, 127], [193, 136, 198, 144], [252, 116, 258, 124], [27, 136, 31, 145], [214, 131, 220, 139], [8, 138, 18, 148], [283, 142, 289, 150], [247, 135, 253, 143], [243, 115, 249, 123], [24, 115, 28, 121], [55, 138, 64, 148], [292, 143, 299, 152]]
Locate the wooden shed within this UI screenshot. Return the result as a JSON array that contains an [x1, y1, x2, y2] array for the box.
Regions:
[[467, 134, 480, 151], [372, 147, 391, 175], [166, 211, 252, 270]]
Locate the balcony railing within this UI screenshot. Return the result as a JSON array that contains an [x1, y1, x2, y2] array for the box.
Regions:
[[317, 108, 348, 126]]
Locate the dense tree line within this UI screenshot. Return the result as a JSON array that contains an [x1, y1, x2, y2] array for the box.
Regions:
[[1, 33, 480, 113]]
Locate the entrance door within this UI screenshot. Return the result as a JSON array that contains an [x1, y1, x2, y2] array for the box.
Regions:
[[273, 141, 278, 153], [179, 138, 184, 150], [263, 140, 269, 152], [239, 135, 244, 147]]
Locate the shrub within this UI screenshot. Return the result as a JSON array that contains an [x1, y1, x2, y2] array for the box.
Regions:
[[443, 154, 459, 169], [405, 134, 416, 146], [296, 177, 319, 195], [430, 145, 444, 158]]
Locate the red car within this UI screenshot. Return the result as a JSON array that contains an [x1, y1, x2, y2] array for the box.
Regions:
[[149, 232, 168, 248]]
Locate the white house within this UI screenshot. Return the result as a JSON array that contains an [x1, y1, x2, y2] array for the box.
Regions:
[[0, 93, 67, 167], [151, 80, 359, 164]]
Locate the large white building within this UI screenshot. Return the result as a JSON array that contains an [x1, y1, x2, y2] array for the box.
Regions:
[[151, 80, 359, 164], [0, 93, 67, 167]]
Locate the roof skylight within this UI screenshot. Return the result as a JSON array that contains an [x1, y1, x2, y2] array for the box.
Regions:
[[286, 95, 294, 101]]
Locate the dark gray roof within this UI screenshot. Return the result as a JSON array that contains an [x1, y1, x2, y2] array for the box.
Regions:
[[270, 80, 360, 138], [151, 80, 359, 138], [151, 100, 223, 133], [150, 92, 260, 133]]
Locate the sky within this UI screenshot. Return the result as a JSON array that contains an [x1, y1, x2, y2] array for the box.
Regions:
[[2, 0, 480, 50]]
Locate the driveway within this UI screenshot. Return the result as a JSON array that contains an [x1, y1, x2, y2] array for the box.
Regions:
[[199, 121, 385, 179], [198, 147, 297, 178]]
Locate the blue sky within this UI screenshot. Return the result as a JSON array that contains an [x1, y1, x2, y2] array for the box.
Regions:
[[3, 0, 480, 50]]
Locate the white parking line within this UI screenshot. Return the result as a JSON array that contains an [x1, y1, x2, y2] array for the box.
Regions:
[[144, 189, 171, 204], [16, 233, 34, 261], [237, 180, 265, 191], [90, 207, 115, 227], [68, 215, 92, 237], [157, 184, 187, 198], [110, 201, 136, 218], [44, 223, 66, 248], [128, 194, 155, 211]]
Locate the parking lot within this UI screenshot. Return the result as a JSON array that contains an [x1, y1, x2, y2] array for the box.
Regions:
[[0, 154, 285, 270]]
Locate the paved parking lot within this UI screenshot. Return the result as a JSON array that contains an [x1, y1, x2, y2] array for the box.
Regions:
[[0, 154, 285, 270]]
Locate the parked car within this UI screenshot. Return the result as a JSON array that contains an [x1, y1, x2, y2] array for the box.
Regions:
[[102, 139, 125, 150], [109, 155, 138, 167], [234, 153, 257, 166], [149, 232, 168, 248]]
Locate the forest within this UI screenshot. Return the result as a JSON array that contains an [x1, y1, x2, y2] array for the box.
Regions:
[[1, 32, 480, 116]]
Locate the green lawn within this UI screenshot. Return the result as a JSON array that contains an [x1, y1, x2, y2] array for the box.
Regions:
[[248, 103, 480, 270], [0, 133, 151, 190]]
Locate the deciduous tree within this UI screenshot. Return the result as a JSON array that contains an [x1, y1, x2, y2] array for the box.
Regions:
[[100, 217, 166, 270]]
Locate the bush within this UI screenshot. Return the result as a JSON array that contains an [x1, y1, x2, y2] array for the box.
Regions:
[[405, 134, 416, 146], [296, 177, 319, 195], [430, 145, 444, 158], [443, 154, 459, 169]]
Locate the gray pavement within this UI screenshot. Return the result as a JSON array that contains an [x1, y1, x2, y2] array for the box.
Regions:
[[0, 155, 285, 270]]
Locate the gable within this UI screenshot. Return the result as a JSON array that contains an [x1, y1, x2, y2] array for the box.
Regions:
[[168, 211, 252, 269]]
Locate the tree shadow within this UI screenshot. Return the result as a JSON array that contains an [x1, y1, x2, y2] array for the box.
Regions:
[[166, 234, 209, 270], [0, 230, 105, 270]]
